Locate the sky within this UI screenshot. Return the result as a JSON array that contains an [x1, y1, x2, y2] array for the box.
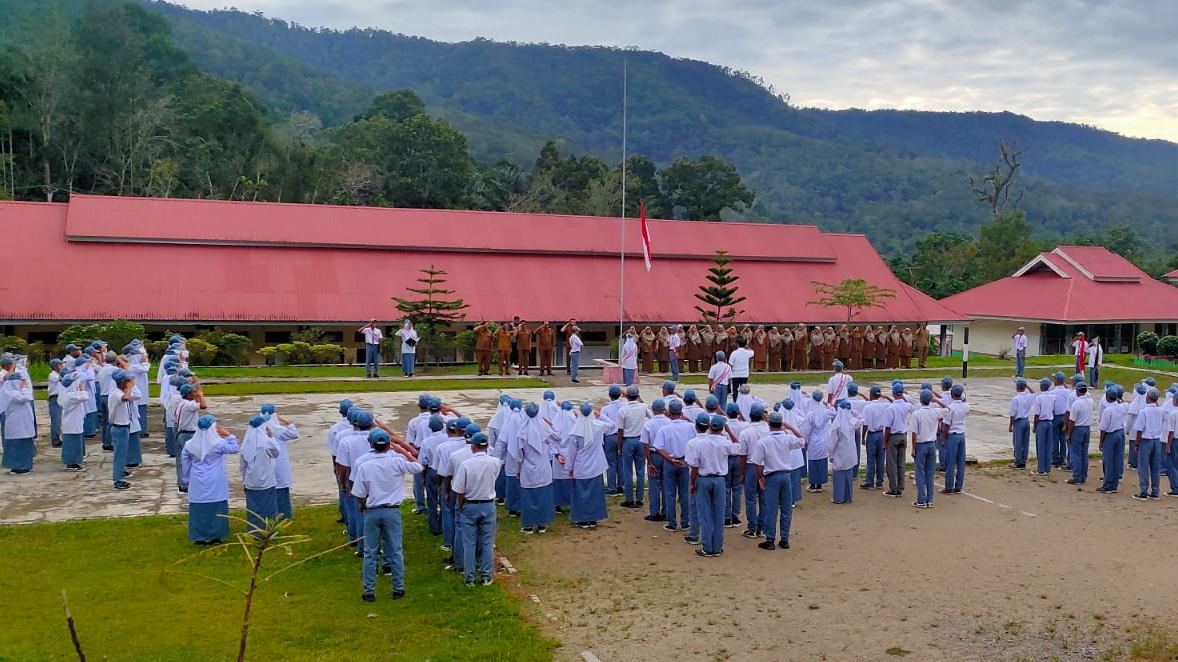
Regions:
[[178, 0, 1178, 142]]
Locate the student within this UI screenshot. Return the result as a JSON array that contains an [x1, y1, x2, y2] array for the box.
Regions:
[[434, 417, 473, 558], [803, 391, 835, 492], [453, 432, 501, 586], [498, 399, 525, 516], [551, 401, 577, 512], [564, 402, 616, 529], [882, 384, 916, 498], [327, 399, 355, 523], [1008, 379, 1035, 469], [568, 327, 583, 383], [1132, 389, 1164, 500], [1125, 383, 1147, 470], [127, 345, 151, 439], [59, 374, 90, 471], [336, 410, 379, 546], [240, 415, 281, 536], [652, 399, 694, 532], [106, 370, 136, 490], [682, 413, 712, 546], [513, 402, 559, 534], [723, 402, 747, 528], [1096, 386, 1126, 493], [1164, 391, 1178, 497], [828, 400, 859, 504], [1065, 383, 1093, 485], [615, 385, 650, 508], [641, 399, 671, 522], [752, 411, 806, 550], [737, 403, 769, 539], [708, 351, 732, 405], [416, 414, 448, 536], [47, 359, 63, 448], [860, 386, 889, 488], [779, 400, 807, 505], [941, 385, 971, 493], [262, 405, 299, 520], [353, 428, 423, 601], [620, 331, 639, 386], [910, 390, 949, 508], [1030, 379, 1058, 475], [0, 373, 36, 474], [600, 385, 626, 496], [359, 320, 384, 378], [1050, 373, 1071, 469], [395, 320, 419, 377], [181, 415, 240, 544], [687, 414, 738, 557], [405, 394, 433, 514], [936, 377, 954, 472]]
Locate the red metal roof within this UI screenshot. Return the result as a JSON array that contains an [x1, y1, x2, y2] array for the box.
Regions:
[[942, 246, 1178, 323], [0, 197, 963, 325], [64, 194, 837, 262]]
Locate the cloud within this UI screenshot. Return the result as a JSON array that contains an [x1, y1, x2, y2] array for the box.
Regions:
[[174, 0, 1178, 141]]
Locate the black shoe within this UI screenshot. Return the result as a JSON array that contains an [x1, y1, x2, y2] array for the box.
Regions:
[[859, 483, 874, 489], [509, 511, 520, 517], [126, 464, 139, 469], [140, 433, 150, 438], [740, 529, 758, 539], [730, 516, 741, 527], [952, 488, 962, 493], [778, 539, 790, 549], [50, 442, 62, 448], [723, 517, 732, 527], [178, 485, 188, 494], [663, 523, 677, 532], [537, 526, 547, 534], [361, 593, 375, 602], [883, 491, 900, 498], [392, 590, 405, 600], [1132, 492, 1149, 500], [635, 501, 643, 507], [757, 540, 775, 551], [1148, 494, 1160, 499], [683, 536, 700, 545], [554, 506, 564, 513], [113, 481, 131, 490], [442, 556, 454, 565], [620, 501, 634, 508], [354, 550, 363, 558], [336, 517, 346, 524], [644, 514, 666, 522], [496, 498, 505, 505], [209, 539, 222, 545], [382, 565, 392, 575], [102, 446, 113, 452], [939, 489, 953, 494], [1065, 479, 1078, 485], [694, 548, 712, 558], [571, 379, 579, 383]]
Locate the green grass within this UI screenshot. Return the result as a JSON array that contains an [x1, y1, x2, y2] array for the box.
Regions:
[[197, 364, 481, 378], [0, 505, 557, 662]]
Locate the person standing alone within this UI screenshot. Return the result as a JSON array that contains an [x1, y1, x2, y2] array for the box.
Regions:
[[359, 321, 383, 378], [1012, 327, 1028, 378], [396, 321, 419, 377]]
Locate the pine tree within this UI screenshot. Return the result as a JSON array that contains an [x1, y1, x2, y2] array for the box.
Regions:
[[693, 249, 746, 323], [807, 279, 896, 322], [392, 265, 469, 368]]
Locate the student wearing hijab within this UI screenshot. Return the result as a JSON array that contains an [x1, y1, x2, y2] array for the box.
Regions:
[[240, 415, 281, 536], [59, 374, 90, 471], [262, 404, 300, 520], [620, 332, 639, 386], [487, 394, 510, 502], [182, 415, 240, 544], [498, 399, 525, 517], [563, 402, 616, 529], [396, 320, 419, 377], [551, 401, 577, 512], [828, 400, 860, 504], [353, 428, 423, 601], [0, 373, 36, 474], [514, 402, 559, 534], [803, 391, 835, 492]]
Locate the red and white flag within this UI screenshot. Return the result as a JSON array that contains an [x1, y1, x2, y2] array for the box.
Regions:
[[639, 201, 652, 272]]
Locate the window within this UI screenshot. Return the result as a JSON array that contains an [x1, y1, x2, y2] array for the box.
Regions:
[[264, 331, 291, 344], [26, 332, 59, 343], [322, 331, 344, 343]]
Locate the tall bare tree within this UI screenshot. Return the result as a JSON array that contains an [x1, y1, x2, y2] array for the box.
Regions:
[[970, 140, 1023, 216]]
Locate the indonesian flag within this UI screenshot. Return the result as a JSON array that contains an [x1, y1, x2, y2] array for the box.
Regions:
[[639, 201, 652, 272]]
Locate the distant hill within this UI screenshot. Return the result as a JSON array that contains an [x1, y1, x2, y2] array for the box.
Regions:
[[5, 0, 1177, 258]]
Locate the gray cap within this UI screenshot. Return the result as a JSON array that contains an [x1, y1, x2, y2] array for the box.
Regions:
[[625, 385, 640, 398]]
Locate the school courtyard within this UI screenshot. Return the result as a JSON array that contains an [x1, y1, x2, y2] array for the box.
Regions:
[[2, 373, 1177, 661]]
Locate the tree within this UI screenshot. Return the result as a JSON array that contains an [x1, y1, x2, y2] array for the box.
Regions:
[[56, 320, 146, 352], [807, 279, 896, 322], [890, 232, 978, 298], [393, 265, 469, 368], [974, 210, 1040, 282], [1137, 331, 1160, 356], [364, 89, 426, 122], [693, 249, 746, 323], [970, 140, 1023, 217], [660, 155, 755, 221]]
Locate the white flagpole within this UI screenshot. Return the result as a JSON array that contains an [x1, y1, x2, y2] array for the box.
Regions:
[[618, 58, 627, 359]]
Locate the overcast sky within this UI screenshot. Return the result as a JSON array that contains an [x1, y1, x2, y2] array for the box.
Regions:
[[178, 0, 1178, 142]]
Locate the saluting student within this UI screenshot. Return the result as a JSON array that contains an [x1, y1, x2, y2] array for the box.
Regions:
[[514, 402, 559, 534], [652, 399, 695, 532], [452, 432, 501, 587], [860, 386, 889, 489], [941, 385, 970, 493], [1065, 383, 1093, 485], [0, 373, 36, 474], [737, 403, 769, 539], [882, 384, 917, 498], [641, 399, 671, 522], [828, 400, 859, 504], [564, 402, 616, 529], [803, 391, 835, 492], [1008, 379, 1035, 469], [417, 414, 448, 536], [910, 390, 949, 508], [687, 414, 739, 558], [353, 428, 423, 602], [1132, 389, 1164, 500], [752, 411, 806, 550], [1030, 379, 1058, 475], [59, 375, 90, 471], [182, 415, 240, 544], [1096, 386, 1126, 493], [240, 415, 281, 535], [262, 404, 299, 520]]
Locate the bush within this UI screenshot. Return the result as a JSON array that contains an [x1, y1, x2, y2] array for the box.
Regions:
[[1158, 336, 1178, 358], [1138, 331, 1160, 355], [56, 320, 146, 353], [185, 338, 218, 365], [311, 344, 344, 364], [194, 328, 254, 366], [0, 335, 28, 354]]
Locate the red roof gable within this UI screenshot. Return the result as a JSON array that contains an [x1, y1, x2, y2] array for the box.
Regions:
[[942, 246, 1178, 323], [0, 197, 963, 325]]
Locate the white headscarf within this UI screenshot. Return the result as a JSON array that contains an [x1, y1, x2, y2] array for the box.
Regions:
[[570, 409, 604, 449], [488, 400, 509, 432], [240, 424, 269, 466], [190, 426, 221, 462], [519, 414, 554, 455], [539, 399, 560, 423]]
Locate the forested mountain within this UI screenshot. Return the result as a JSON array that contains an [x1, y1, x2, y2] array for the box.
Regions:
[[2, 0, 1177, 288]]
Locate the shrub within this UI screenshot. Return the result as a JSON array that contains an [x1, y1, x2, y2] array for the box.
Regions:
[[311, 344, 344, 364], [1158, 335, 1178, 358], [1137, 331, 1160, 355], [184, 338, 218, 365], [195, 329, 254, 366], [56, 320, 146, 353]]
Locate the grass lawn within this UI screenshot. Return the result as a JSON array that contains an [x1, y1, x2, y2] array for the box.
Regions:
[[0, 505, 558, 662], [197, 364, 482, 378], [33, 377, 550, 401]]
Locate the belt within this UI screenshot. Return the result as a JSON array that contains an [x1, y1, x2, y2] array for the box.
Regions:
[[466, 499, 494, 504], [699, 473, 723, 477], [915, 440, 934, 445], [671, 456, 685, 461], [369, 503, 401, 509], [112, 423, 130, 428], [867, 428, 884, 433], [179, 430, 195, 434]]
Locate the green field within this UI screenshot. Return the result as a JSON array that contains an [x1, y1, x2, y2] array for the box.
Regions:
[[0, 506, 557, 662], [32, 377, 549, 401]]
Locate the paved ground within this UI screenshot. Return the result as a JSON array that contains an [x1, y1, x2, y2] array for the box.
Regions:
[[0, 374, 1072, 525]]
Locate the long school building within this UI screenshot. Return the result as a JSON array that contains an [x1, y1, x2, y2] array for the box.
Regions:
[[0, 195, 963, 365]]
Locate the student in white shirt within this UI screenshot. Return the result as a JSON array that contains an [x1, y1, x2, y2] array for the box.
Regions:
[[1096, 386, 1126, 493], [910, 389, 949, 508], [728, 338, 754, 404], [1132, 390, 1165, 499], [395, 320, 419, 377], [941, 385, 971, 493], [1007, 379, 1035, 469], [240, 415, 281, 536], [708, 351, 732, 404], [668, 325, 682, 382], [359, 320, 384, 378], [47, 359, 64, 448], [1065, 383, 1094, 485], [352, 428, 423, 601], [568, 328, 584, 383]]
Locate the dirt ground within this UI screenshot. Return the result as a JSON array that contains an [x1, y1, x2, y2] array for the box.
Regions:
[[508, 460, 1178, 662]]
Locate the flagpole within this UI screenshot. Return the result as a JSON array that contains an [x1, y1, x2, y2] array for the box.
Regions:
[[618, 57, 627, 360]]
